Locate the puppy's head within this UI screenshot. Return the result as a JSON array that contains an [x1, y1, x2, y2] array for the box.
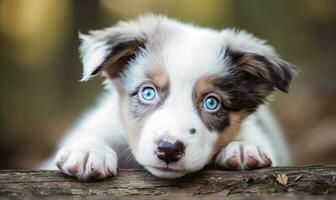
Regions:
[[79, 15, 295, 178]]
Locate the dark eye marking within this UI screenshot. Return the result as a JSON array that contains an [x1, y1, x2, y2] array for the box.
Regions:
[[213, 73, 272, 112], [193, 76, 231, 133], [198, 107, 230, 133]]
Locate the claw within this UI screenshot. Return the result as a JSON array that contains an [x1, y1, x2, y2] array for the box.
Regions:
[[262, 154, 272, 167], [89, 165, 101, 177], [106, 168, 113, 177], [56, 158, 65, 170]]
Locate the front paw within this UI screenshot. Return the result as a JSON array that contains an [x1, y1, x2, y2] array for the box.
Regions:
[[54, 142, 117, 180], [215, 141, 272, 170]]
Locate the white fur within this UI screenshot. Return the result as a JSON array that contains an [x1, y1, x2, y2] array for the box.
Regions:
[[41, 15, 292, 180]]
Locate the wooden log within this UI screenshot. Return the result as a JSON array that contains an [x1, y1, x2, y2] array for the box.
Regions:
[[0, 165, 336, 199]]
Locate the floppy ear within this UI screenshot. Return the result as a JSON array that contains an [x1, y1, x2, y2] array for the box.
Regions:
[[79, 15, 164, 81], [215, 30, 297, 112], [79, 31, 145, 81], [223, 30, 296, 93]]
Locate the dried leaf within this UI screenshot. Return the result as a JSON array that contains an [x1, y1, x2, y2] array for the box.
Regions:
[[276, 174, 288, 186]]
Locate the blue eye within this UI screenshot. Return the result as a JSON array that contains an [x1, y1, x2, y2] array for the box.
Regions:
[[203, 96, 220, 112], [141, 86, 156, 102]]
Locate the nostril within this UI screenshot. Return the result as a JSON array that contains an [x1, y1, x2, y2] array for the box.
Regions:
[[174, 140, 185, 153], [189, 128, 196, 134]]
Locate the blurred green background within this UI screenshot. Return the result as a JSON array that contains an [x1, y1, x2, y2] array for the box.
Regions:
[[1, 0, 336, 169]]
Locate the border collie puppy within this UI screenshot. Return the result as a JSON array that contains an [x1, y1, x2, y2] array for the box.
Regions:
[[41, 15, 295, 180]]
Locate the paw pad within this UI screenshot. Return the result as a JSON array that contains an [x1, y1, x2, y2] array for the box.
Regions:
[[216, 141, 273, 170], [54, 143, 118, 180], [225, 151, 240, 169], [68, 162, 79, 175], [246, 152, 259, 169]]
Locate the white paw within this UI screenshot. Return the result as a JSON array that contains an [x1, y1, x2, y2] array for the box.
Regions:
[[215, 141, 272, 170], [54, 142, 117, 180]]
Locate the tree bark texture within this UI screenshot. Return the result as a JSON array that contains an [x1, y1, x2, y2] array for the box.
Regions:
[[0, 165, 335, 199]]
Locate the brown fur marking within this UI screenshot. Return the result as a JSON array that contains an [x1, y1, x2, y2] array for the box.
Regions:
[[213, 112, 247, 153], [118, 66, 169, 149], [193, 75, 232, 133], [146, 66, 169, 90]]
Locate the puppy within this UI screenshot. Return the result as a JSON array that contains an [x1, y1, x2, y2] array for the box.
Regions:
[[41, 15, 295, 180]]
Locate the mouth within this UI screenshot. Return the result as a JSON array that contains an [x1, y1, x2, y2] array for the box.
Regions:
[[146, 166, 188, 178], [149, 166, 184, 172]]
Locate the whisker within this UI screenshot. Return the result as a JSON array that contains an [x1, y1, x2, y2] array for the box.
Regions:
[[124, 153, 135, 168], [144, 170, 150, 178], [118, 147, 132, 168]]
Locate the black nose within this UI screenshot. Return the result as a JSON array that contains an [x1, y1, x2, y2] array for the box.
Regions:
[[155, 138, 185, 164]]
